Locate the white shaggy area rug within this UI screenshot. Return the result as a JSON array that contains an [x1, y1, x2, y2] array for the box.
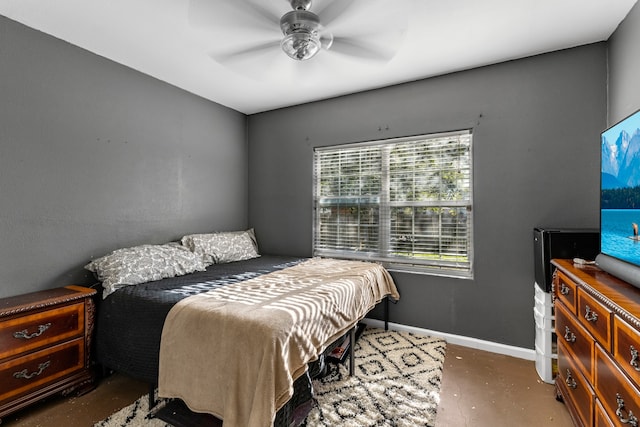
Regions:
[[95, 328, 446, 427]]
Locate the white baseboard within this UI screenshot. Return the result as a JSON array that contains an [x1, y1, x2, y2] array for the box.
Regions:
[[362, 318, 536, 361]]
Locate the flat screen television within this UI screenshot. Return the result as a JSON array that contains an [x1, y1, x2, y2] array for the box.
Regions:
[[596, 108, 640, 289]]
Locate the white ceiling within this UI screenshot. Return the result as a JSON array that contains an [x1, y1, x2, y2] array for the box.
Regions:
[[0, 0, 636, 114]]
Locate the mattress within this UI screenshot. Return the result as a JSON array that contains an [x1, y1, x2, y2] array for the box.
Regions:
[[95, 255, 305, 384]]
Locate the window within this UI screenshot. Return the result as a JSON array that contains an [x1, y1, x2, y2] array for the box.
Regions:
[[313, 130, 473, 277]]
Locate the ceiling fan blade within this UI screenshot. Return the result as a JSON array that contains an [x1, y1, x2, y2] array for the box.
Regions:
[[329, 36, 398, 62], [211, 43, 328, 84], [315, 0, 357, 27], [211, 40, 282, 65], [319, 0, 410, 45], [188, 0, 281, 32], [319, 28, 334, 49]]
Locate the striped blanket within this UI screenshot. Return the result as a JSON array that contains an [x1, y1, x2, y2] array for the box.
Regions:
[[158, 257, 399, 427]]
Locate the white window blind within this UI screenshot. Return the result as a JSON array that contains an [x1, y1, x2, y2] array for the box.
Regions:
[[313, 130, 473, 277]]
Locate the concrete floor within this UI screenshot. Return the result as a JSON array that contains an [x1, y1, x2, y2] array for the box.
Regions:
[[435, 344, 572, 427], [2, 343, 573, 427]]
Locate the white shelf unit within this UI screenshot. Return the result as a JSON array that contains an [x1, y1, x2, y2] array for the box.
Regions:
[[534, 283, 557, 383]]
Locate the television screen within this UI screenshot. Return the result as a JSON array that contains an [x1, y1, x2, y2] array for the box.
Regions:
[[601, 109, 640, 268]]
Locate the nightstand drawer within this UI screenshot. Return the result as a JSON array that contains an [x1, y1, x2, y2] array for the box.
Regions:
[[0, 302, 85, 361], [0, 338, 85, 404]]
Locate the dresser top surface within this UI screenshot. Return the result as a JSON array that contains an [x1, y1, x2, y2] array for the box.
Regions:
[[552, 258, 640, 320], [0, 286, 96, 318]]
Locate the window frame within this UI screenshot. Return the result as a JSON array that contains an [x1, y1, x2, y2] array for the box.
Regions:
[[312, 129, 474, 279]]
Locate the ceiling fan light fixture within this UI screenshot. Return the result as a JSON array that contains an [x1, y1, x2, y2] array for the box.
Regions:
[[281, 31, 321, 60], [280, 10, 322, 61]]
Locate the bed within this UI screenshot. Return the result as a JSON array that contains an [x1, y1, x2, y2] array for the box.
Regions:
[[90, 230, 399, 427]]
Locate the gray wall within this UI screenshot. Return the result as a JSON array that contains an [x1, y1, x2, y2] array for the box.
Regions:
[[609, 1, 640, 124], [248, 44, 607, 348], [0, 16, 248, 298], [3, 7, 630, 349]]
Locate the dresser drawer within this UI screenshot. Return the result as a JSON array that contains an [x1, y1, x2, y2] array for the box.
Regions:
[[0, 338, 85, 404], [558, 341, 594, 427], [613, 316, 640, 390], [594, 343, 640, 427], [556, 301, 594, 381], [595, 398, 615, 427], [0, 302, 85, 361], [555, 271, 578, 314], [577, 289, 612, 351]]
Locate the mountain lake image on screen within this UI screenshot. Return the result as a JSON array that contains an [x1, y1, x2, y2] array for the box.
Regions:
[[601, 109, 640, 268]]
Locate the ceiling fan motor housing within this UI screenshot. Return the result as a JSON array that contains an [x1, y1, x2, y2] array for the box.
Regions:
[[280, 10, 321, 37]]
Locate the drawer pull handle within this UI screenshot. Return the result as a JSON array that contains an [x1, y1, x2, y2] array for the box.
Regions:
[[616, 393, 639, 427], [13, 361, 51, 380], [584, 305, 598, 322], [564, 326, 576, 343], [565, 369, 577, 389], [631, 346, 640, 372], [13, 323, 52, 340], [560, 283, 570, 295]]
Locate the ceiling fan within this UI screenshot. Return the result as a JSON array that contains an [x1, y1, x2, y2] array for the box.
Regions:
[[280, 0, 333, 61], [188, 0, 408, 67]]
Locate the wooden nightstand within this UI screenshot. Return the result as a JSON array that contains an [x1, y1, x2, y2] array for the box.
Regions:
[[0, 285, 97, 423]]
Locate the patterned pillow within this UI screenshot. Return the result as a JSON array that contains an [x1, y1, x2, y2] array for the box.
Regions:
[[85, 243, 208, 298], [181, 229, 260, 264]]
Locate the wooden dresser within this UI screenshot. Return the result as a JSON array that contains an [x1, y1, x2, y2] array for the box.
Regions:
[[0, 285, 96, 423], [552, 259, 640, 427]]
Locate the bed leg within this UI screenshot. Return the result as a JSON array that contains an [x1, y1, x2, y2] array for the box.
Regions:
[[384, 297, 389, 331], [349, 326, 356, 376], [148, 384, 156, 409]]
